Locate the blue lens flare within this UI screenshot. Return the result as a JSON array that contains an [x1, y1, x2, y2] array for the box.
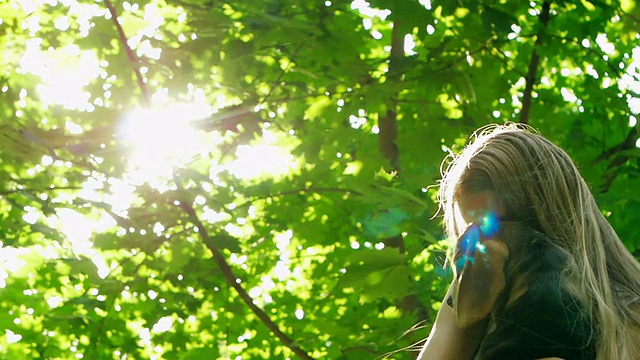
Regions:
[[459, 226, 480, 255], [479, 211, 500, 238], [455, 211, 500, 272]]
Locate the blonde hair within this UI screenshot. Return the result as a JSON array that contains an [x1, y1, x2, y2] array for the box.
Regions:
[[438, 123, 640, 359]]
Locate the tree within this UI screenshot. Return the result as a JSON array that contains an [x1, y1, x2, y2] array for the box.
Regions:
[[0, 0, 638, 358]]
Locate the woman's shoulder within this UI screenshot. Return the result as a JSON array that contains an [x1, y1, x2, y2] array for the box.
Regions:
[[476, 222, 596, 359], [478, 284, 596, 360]]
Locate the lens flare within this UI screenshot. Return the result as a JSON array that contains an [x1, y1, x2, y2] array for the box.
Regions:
[[455, 211, 501, 272], [479, 211, 500, 238]]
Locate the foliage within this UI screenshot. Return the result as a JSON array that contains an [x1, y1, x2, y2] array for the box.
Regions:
[[0, 0, 639, 358]]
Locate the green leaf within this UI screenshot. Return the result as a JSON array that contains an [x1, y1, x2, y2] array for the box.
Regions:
[[360, 208, 410, 239], [482, 5, 518, 35], [304, 97, 332, 120], [66, 296, 106, 310], [338, 248, 412, 301], [207, 233, 242, 253]]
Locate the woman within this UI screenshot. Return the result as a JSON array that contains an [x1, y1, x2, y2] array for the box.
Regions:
[[418, 124, 640, 359]]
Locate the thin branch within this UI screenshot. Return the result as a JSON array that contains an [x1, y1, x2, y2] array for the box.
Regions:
[[377, 15, 403, 175], [229, 186, 362, 212], [591, 124, 638, 165], [617, 6, 640, 24], [0, 186, 83, 196], [341, 345, 378, 355], [519, 1, 551, 124], [264, 43, 485, 108], [490, 47, 527, 78], [546, 34, 622, 78], [252, 42, 305, 134], [274, 187, 362, 197], [103, 0, 150, 106], [260, 42, 305, 106], [177, 201, 313, 360], [84, 254, 146, 358], [591, 124, 639, 193], [402, 41, 494, 83]]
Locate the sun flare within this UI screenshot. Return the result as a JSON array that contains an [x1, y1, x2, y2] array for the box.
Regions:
[[118, 105, 212, 185]]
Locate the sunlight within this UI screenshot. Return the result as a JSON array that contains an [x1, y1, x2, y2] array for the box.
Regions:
[[15, 0, 107, 109], [151, 316, 174, 333], [13, 0, 298, 287], [351, 0, 391, 19], [118, 104, 212, 187], [47, 208, 116, 278], [0, 247, 29, 289], [19, 40, 103, 111], [104, 178, 137, 214], [5, 329, 22, 344], [226, 125, 299, 180], [54, 209, 94, 253], [619, 46, 640, 113], [404, 34, 417, 56], [226, 141, 297, 180]]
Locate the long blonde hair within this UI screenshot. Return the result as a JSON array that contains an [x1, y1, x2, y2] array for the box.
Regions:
[[438, 123, 640, 359]]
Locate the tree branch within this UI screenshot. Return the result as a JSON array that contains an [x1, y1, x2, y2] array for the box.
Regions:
[[591, 124, 639, 193], [546, 34, 622, 78], [0, 186, 83, 196], [260, 42, 305, 106], [103, 0, 150, 106], [177, 201, 314, 360], [490, 47, 527, 78], [84, 255, 146, 358], [228, 186, 362, 213], [617, 6, 640, 24], [376, 13, 429, 323], [274, 187, 362, 197], [377, 18, 403, 175], [519, 1, 551, 124], [591, 124, 638, 166]]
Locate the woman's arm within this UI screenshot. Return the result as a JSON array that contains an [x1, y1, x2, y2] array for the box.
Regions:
[[417, 286, 487, 360]]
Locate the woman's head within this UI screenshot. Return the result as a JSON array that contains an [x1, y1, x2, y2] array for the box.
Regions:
[[438, 123, 640, 359], [440, 123, 589, 245]]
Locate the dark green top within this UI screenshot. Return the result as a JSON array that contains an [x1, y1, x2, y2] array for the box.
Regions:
[[452, 222, 597, 360]]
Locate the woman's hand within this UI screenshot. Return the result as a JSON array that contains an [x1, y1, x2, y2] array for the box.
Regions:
[[417, 286, 487, 360]]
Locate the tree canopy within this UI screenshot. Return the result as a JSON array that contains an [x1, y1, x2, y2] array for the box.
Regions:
[[1, 0, 639, 358]]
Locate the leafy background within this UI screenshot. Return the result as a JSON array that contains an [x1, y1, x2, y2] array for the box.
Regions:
[[0, 0, 639, 358]]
